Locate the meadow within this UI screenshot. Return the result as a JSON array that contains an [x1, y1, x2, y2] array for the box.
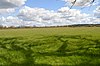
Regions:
[[0, 27, 100, 66]]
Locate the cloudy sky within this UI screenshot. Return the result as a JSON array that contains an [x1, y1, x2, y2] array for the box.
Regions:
[[0, 0, 100, 27]]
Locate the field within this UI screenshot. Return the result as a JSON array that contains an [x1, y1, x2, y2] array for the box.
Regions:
[[0, 27, 100, 66]]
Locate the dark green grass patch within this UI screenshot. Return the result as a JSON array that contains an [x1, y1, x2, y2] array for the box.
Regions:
[[0, 34, 100, 66]]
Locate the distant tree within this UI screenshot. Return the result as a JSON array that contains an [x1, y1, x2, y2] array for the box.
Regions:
[[0, 25, 3, 29]]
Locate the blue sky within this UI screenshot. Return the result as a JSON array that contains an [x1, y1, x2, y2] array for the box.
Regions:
[[25, 0, 98, 14], [25, 0, 66, 10], [0, 0, 99, 27]]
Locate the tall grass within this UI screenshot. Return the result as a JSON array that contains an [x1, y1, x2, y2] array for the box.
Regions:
[[0, 27, 100, 66]]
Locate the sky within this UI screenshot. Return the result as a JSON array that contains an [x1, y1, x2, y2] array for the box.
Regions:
[[0, 0, 100, 27], [25, 0, 66, 10]]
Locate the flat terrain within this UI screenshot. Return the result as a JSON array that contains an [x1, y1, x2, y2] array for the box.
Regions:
[[0, 27, 100, 66]]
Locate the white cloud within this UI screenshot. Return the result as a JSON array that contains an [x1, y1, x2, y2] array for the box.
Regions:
[[0, 8, 15, 15], [0, 0, 27, 16], [0, 0, 27, 9], [94, 6, 100, 18], [63, 0, 96, 6], [0, 6, 99, 27], [18, 6, 61, 22], [0, 16, 49, 27], [17, 6, 99, 26], [0, 16, 23, 27]]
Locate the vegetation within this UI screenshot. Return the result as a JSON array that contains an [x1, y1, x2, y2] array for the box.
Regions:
[[0, 27, 100, 66], [0, 24, 100, 29]]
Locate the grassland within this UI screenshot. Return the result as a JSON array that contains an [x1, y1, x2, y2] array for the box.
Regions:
[[0, 27, 100, 66]]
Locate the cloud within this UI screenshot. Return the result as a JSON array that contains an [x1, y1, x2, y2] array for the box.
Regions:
[[0, 8, 15, 15], [0, 16, 23, 27], [0, 0, 27, 9], [0, 16, 52, 27], [0, 0, 27, 16], [17, 6, 99, 26], [0, 6, 99, 27], [94, 6, 100, 18], [63, 0, 96, 6], [18, 6, 61, 22]]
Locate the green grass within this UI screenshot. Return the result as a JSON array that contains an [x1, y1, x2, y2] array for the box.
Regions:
[[0, 27, 100, 66]]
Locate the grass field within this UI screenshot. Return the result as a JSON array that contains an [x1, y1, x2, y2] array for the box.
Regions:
[[0, 27, 100, 66]]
